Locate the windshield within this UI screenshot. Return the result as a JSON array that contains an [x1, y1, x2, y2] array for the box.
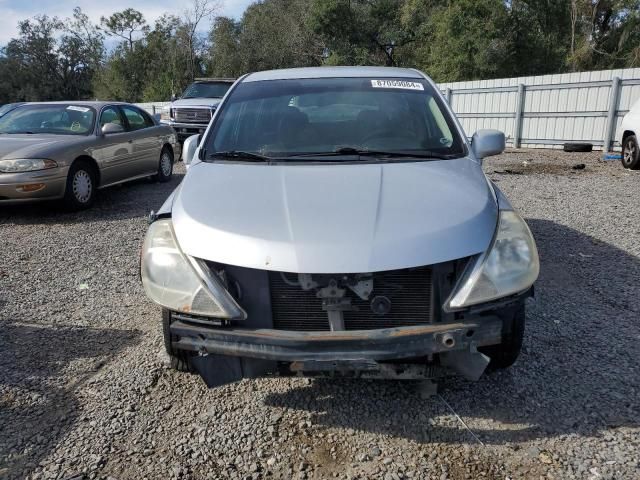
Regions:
[[205, 77, 466, 160], [0, 103, 19, 117], [0, 104, 96, 135], [182, 82, 232, 99]]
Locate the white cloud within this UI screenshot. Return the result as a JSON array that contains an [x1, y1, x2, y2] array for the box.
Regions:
[[0, 0, 254, 45]]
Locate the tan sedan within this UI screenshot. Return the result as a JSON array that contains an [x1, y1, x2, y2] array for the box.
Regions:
[[0, 101, 181, 209]]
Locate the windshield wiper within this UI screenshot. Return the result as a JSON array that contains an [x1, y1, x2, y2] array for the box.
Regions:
[[207, 150, 273, 163], [287, 147, 454, 160]]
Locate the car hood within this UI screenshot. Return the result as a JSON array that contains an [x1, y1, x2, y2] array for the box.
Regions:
[[172, 98, 223, 108], [172, 158, 498, 273], [0, 135, 83, 160]]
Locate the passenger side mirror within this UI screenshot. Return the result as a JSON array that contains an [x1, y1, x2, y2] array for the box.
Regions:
[[471, 129, 505, 161], [182, 134, 201, 167], [101, 123, 124, 135]]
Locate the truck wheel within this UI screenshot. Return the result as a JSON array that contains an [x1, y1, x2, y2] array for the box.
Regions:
[[162, 308, 195, 373], [480, 304, 525, 370], [622, 135, 639, 170]]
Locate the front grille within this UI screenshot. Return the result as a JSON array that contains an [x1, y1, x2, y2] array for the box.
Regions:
[[174, 107, 213, 124], [269, 267, 433, 331]]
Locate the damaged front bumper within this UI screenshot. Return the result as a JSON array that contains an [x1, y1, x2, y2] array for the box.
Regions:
[[170, 317, 503, 387]]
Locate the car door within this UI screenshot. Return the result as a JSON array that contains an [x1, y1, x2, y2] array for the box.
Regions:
[[92, 105, 138, 186], [119, 105, 162, 175]]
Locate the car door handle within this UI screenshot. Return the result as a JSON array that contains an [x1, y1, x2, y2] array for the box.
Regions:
[[128, 139, 133, 143]]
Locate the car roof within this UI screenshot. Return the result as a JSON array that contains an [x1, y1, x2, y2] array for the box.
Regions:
[[194, 78, 236, 83], [243, 66, 425, 83], [16, 101, 134, 109]]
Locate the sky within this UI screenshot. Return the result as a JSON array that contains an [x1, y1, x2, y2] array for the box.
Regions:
[[0, 0, 254, 45]]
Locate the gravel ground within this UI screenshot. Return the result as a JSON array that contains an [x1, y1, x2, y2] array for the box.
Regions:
[[0, 150, 639, 480]]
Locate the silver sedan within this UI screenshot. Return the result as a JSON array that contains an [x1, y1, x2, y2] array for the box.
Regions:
[[0, 101, 181, 209]]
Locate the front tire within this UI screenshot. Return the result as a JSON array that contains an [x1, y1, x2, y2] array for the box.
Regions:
[[162, 309, 194, 373], [154, 147, 174, 182], [63, 161, 97, 210], [621, 135, 639, 170], [480, 304, 525, 369]]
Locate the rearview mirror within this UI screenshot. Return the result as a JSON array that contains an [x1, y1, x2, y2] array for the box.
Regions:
[[102, 123, 124, 135], [182, 134, 200, 167], [471, 129, 505, 161]]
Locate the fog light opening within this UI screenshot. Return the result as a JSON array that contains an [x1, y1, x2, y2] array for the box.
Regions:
[[466, 329, 475, 338], [16, 183, 46, 193]]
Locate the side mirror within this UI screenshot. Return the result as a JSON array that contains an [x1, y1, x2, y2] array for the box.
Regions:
[[471, 129, 505, 161], [102, 123, 124, 135], [182, 134, 200, 167]]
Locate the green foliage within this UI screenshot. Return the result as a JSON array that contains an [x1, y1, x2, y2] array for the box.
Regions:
[[0, 9, 104, 103], [2, 0, 640, 103]]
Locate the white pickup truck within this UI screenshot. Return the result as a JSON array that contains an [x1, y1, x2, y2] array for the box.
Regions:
[[160, 78, 235, 143], [620, 97, 640, 169]]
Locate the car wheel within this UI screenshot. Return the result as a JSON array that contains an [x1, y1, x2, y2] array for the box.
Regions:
[[63, 160, 96, 210], [154, 147, 174, 183], [480, 304, 525, 370], [162, 308, 195, 373], [621, 135, 639, 170]]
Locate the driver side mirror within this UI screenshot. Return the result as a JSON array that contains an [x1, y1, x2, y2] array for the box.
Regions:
[[471, 129, 505, 161], [102, 123, 124, 135], [182, 134, 201, 167]]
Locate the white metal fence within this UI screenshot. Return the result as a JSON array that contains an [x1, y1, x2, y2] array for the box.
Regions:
[[439, 68, 640, 151], [137, 68, 640, 152], [137, 102, 170, 116]]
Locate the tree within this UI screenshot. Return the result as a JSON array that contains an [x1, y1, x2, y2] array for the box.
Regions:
[[0, 10, 104, 102], [182, 0, 221, 80], [238, 0, 324, 72], [208, 17, 243, 77], [95, 9, 150, 101], [310, 0, 415, 66], [567, 0, 640, 70], [413, 0, 514, 81], [100, 8, 149, 51]]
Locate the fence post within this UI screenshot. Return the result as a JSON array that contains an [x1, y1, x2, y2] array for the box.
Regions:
[[445, 88, 452, 105], [513, 83, 526, 148], [152, 105, 157, 115], [603, 76, 621, 152]]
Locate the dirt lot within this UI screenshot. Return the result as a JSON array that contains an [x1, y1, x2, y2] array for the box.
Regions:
[[1, 150, 639, 480]]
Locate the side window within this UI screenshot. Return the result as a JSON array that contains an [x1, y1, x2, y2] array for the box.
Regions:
[[121, 106, 152, 131], [427, 97, 453, 147], [99, 107, 123, 128]]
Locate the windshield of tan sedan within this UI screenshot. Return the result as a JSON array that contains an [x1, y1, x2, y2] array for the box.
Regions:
[[206, 77, 465, 159], [182, 82, 232, 99], [0, 104, 96, 135]]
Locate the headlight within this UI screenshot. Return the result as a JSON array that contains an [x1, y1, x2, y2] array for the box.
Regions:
[[0, 158, 57, 173], [141, 219, 246, 319], [160, 107, 172, 121], [447, 210, 539, 309]]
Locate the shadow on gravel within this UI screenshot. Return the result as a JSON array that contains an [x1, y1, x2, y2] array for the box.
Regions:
[[0, 323, 141, 479], [264, 219, 640, 445], [0, 172, 184, 225]]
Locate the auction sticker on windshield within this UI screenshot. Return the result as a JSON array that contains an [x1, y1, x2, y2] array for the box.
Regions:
[[371, 80, 424, 90], [67, 106, 90, 113]]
